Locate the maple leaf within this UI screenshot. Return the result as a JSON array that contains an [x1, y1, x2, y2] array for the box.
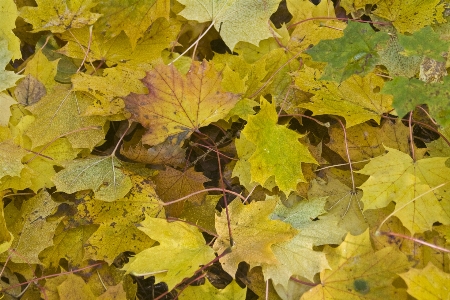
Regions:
[[0, 93, 16, 126], [0, 40, 23, 92], [263, 197, 344, 288], [358, 146, 450, 234], [25, 85, 107, 149], [295, 66, 393, 127], [372, 0, 445, 34], [382, 76, 450, 126], [72, 167, 162, 264], [0, 140, 28, 179], [214, 199, 297, 277], [58, 18, 180, 68], [327, 120, 410, 164], [301, 229, 411, 300], [177, 0, 280, 50], [180, 279, 247, 300], [378, 35, 422, 78], [0, 0, 21, 59], [399, 262, 450, 300], [308, 176, 368, 235], [53, 156, 133, 202], [123, 218, 215, 290], [238, 98, 317, 194], [397, 26, 450, 61], [54, 274, 97, 299], [39, 223, 98, 269], [23, 49, 59, 90], [287, 0, 335, 24], [3, 191, 61, 264], [121, 132, 187, 168], [19, 0, 101, 33], [0, 191, 13, 255], [71, 66, 148, 116], [306, 22, 389, 83], [124, 61, 239, 146], [152, 166, 209, 217], [92, 0, 170, 48]]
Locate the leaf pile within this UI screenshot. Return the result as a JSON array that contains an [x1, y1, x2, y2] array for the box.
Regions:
[[1, 0, 450, 299]]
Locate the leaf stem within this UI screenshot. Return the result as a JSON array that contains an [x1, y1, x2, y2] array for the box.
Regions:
[[333, 117, 356, 192], [378, 231, 450, 253], [162, 188, 246, 206], [170, 20, 216, 65], [408, 111, 415, 161], [287, 16, 391, 30]]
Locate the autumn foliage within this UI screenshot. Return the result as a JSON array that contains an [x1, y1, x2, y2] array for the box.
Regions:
[[1, 0, 450, 299]]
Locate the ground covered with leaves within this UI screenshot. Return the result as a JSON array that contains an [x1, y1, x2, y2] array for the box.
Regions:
[[0, 0, 450, 299]]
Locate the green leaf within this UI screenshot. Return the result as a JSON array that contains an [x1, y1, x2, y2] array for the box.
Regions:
[[123, 218, 215, 290], [382, 76, 450, 126], [20, 0, 101, 33], [306, 22, 389, 83], [398, 26, 450, 61], [240, 98, 317, 194], [177, 0, 281, 50]]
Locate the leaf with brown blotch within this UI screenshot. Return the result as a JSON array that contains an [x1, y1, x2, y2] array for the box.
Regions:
[[124, 61, 240, 146]]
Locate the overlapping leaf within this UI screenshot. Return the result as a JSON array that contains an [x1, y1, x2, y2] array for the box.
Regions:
[[177, 0, 280, 50], [358, 146, 450, 234], [214, 199, 297, 277], [237, 99, 317, 194], [124, 61, 239, 146], [123, 218, 215, 290]]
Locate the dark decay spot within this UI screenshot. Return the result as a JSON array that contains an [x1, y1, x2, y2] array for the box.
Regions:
[[354, 279, 370, 294]]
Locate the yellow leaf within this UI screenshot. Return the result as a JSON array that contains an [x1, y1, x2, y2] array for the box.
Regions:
[[124, 61, 240, 146], [19, 0, 100, 33], [0, 40, 23, 92], [302, 229, 410, 300], [25, 85, 107, 149], [358, 147, 450, 234], [179, 279, 246, 300], [23, 50, 59, 89], [399, 262, 450, 300], [92, 0, 170, 48], [372, 0, 446, 33], [0, 0, 21, 59], [295, 67, 393, 127], [214, 199, 297, 277], [123, 218, 215, 290], [178, 0, 281, 50]]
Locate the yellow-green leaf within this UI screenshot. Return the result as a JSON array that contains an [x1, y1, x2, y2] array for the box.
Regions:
[[123, 218, 215, 290], [177, 0, 280, 50], [214, 199, 297, 277], [240, 98, 317, 194], [399, 262, 450, 300]]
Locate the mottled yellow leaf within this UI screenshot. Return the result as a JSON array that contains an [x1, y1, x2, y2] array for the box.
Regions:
[[20, 0, 100, 33], [0, 0, 21, 59], [179, 279, 246, 300], [124, 61, 239, 146], [214, 199, 297, 277]]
